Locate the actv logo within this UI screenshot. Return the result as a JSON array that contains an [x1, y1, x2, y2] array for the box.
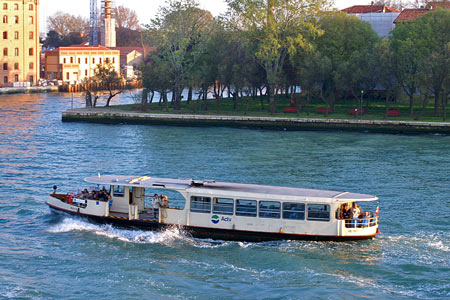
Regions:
[[211, 215, 220, 224]]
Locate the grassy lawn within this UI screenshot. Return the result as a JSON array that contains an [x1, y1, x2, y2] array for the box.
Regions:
[[110, 94, 450, 123]]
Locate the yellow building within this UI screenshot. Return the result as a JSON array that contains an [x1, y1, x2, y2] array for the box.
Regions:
[[0, 0, 40, 87], [44, 46, 120, 83]]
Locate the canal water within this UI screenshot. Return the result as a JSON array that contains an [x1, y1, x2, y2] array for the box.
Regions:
[[0, 92, 449, 299]]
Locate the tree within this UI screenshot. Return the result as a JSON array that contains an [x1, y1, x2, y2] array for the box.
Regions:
[[298, 13, 379, 116], [116, 28, 142, 47], [226, 0, 327, 114], [143, 0, 214, 110], [390, 14, 438, 118], [114, 5, 140, 30], [92, 63, 123, 107], [43, 30, 61, 48], [47, 12, 89, 38]]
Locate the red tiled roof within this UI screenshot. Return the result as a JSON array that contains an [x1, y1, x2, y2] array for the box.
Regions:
[[341, 5, 400, 14], [425, 1, 450, 9], [394, 9, 430, 23], [57, 45, 116, 51]]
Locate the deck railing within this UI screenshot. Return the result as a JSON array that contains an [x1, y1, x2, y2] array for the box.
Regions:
[[340, 216, 378, 228]]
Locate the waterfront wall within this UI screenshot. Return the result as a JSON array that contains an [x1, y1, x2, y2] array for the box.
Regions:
[[62, 108, 450, 134], [0, 86, 58, 95]]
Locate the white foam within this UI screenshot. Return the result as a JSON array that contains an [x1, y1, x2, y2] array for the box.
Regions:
[[47, 217, 189, 246]]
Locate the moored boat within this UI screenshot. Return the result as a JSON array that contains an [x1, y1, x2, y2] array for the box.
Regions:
[[46, 175, 380, 242]]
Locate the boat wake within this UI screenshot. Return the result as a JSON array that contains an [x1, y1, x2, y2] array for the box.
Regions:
[[47, 217, 261, 249], [47, 217, 190, 245]]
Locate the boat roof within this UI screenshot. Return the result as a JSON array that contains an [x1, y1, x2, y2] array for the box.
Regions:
[[84, 175, 378, 203]]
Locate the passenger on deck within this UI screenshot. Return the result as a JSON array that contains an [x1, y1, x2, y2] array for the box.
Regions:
[[351, 203, 361, 228], [161, 195, 169, 208], [361, 211, 370, 227], [153, 194, 161, 208], [81, 189, 89, 198], [342, 203, 351, 227]]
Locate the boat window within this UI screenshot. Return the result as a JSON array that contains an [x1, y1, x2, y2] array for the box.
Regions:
[[259, 201, 280, 218], [113, 185, 124, 197], [213, 198, 233, 215], [236, 199, 257, 217], [307, 204, 330, 222], [190, 196, 211, 213], [282, 202, 305, 220]]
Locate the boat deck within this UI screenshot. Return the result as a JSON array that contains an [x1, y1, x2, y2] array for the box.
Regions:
[[109, 210, 159, 221]]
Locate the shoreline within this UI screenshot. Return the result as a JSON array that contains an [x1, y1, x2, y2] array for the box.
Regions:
[[62, 108, 450, 134], [0, 86, 59, 95]]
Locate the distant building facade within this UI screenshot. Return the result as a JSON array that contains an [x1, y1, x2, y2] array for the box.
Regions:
[[341, 4, 400, 37], [111, 46, 154, 78], [0, 0, 40, 87], [44, 46, 120, 83]]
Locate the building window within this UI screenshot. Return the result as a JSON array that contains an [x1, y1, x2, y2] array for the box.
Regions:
[[14, 74, 19, 82], [3, 4, 7, 10], [14, 48, 18, 56], [85, 70, 88, 76], [14, 63, 19, 70], [14, 31, 18, 39], [29, 62, 33, 70], [112, 57, 115, 63], [307, 204, 330, 222], [78, 58, 80, 64], [14, 16, 18, 24], [29, 48, 33, 56], [70, 57, 73, 64], [28, 16, 33, 25], [92, 58, 95, 64], [213, 198, 234, 215], [63, 58, 66, 64], [85, 58, 88, 64], [282, 202, 305, 220], [99, 58, 102, 64], [3, 76, 7, 84], [14, 4, 18, 10], [66, 72, 69, 80], [29, 4, 34, 11], [236, 199, 257, 217], [3, 31, 7, 39], [29, 31, 33, 40], [259, 201, 281, 219], [190, 196, 211, 213], [3, 48, 7, 56], [29, 75, 33, 83], [105, 57, 110, 64], [2, 15, 7, 24], [2, 63, 7, 70]]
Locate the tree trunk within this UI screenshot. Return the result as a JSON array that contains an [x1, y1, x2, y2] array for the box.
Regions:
[[433, 89, 440, 116], [141, 88, 148, 111], [245, 96, 249, 115], [233, 91, 238, 112], [268, 85, 276, 115], [187, 86, 193, 104], [163, 92, 169, 112], [149, 90, 154, 104], [408, 93, 414, 118], [414, 89, 429, 120], [384, 91, 392, 120]]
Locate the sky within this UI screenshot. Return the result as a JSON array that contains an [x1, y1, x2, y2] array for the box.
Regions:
[[39, 0, 371, 34]]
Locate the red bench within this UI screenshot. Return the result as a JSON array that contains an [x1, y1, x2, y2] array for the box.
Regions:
[[387, 109, 400, 116], [316, 107, 332, 114], [284, 107, 299, 113], [349, 108, 366, 115]]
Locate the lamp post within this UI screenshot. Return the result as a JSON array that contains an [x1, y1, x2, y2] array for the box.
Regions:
[[360, 90, 364, 118]]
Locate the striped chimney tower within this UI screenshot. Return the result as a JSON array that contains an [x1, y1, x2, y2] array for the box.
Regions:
[[100, 0, 116, 47]]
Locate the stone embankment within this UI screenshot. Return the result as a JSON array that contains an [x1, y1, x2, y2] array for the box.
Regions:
[[0, 86, 59, 94], [62, 108, 450, 134]]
